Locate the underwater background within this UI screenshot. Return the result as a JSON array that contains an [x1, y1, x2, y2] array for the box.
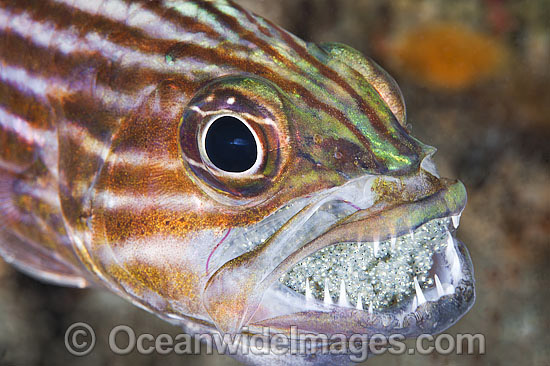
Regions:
[[0, 0, 548, 365]]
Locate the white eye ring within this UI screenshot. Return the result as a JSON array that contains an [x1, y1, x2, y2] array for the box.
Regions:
[[199, 114, 264, 177]]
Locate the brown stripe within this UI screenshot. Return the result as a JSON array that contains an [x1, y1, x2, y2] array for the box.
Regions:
[[164, 1, 383, 168], [0, 80, 53, 130], [0, 125, 37, 170], [192, 0, 302, 75], [0, 29, 57, 78], [194, 3, 389, 160], [1, 0, 367, 135], [0, 28, 103, 89], [265, 17, 419, 155], [101, 209, 196, 246], [0, 1, 213, 96], [2, 0, 215, 55], [2, 0, 399, 171], [0, 27, 183, 100], [124, 0, 223, 40], [61, 91, 123, 142], [225, 0, 274, 38], [98, 157, 187, 195], [269, 20, 391, 136]]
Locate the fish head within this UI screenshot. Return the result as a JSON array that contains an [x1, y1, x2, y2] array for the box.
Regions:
[[192, 43, 474, 336], [87, 39, 474, 340]]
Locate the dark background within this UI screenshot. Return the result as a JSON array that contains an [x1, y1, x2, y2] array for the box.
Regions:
[[1, 0, 548, 365]]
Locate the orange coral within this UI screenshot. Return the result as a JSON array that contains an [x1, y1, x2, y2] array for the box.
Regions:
[[389, 23, 507, 90]]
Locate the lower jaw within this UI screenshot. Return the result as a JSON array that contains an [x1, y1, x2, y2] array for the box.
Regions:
[[247, 221, 475, 337]]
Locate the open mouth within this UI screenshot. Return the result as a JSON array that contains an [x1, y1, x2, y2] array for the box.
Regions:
[[203, 173, 475, 336], [279, 216, 459, 312]]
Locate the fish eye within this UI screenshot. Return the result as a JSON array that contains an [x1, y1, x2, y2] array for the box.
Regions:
[[203, 115, 261, 173], [179, 75, 291, 200]]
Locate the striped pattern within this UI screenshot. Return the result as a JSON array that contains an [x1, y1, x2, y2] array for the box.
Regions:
[[0, 0, 426, 317]]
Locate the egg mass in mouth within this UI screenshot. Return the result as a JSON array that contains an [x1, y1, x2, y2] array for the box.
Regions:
[[279, 216, 457, 311]]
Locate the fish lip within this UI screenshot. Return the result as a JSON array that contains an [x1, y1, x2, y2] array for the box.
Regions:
[[249, 239, 475, 337]]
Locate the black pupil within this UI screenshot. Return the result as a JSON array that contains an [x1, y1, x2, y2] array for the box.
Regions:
[[205, 116, 258, 173]]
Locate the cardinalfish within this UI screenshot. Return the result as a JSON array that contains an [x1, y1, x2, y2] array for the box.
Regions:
[[0, 0, 474, 364]]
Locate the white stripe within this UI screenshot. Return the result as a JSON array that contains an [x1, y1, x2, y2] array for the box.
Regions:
[[0, 4, 298, 105], [0, 105, 59, 179], [0, 9, 156, 112], [0, 0, 319, 105], [16, 180, 61, 210], [99, 232, 214, 268], [0, 106, 47, 145], [0, 64, 60, 101], [63, 121, 183, 172], [0, 62, 137, 115], [112, 149, 182, 171], [95, 190, 210, 212], [1, 7, 224, 80], [63, 121, 111, 162], [97, 229, 225, 274], [0, 9, 80, 55], [53, 0, 225, 45]]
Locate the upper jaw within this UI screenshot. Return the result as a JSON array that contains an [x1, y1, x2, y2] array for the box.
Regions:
[[202, 172, 470, 335]]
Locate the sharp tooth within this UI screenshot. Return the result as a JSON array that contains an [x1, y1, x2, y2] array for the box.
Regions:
[[373, 240, 379, 257], [368, 302, 373, 315], [390, 236, 396, 251], [452, 215, 460, 229], [446, 231, 454, 247], [434, 274, 444, 298], [410, 230, 415, 242], [323, 279, 333, 305], [445, 233, 462, 280], [413, 277, 427, 304], [305, 278, 313, 301], [446, 232, 456, 265], [356, 293, 363, 310], [411, 296, 418, 312], [338, 280, 350, 307]]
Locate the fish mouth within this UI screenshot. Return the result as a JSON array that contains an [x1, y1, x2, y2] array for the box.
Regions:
[[249, 219, 474, 337], [202, 173, 475, 336]]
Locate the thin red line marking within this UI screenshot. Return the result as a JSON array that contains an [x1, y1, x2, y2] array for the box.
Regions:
[[206, 228, 232, 275], [342, 200, 362, 211]]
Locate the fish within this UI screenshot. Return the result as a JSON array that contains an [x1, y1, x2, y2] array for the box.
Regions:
[[0, 0, 475, 364]]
